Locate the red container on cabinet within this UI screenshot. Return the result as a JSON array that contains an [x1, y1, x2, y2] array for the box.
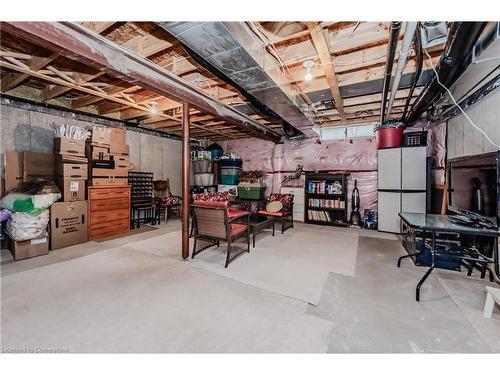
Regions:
[[375, 125, 404, 149]]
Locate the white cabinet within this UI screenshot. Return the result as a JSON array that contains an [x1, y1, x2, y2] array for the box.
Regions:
[[378, 148, 402, 190], [280, 186, 305, 222], [377, 146, 427, 233], [401, 192, 426, 213], [378, 191, 401, 233], [402, 147, 427, 190]]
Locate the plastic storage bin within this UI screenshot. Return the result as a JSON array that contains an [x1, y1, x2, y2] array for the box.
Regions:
[[194, 173, 214, 186], [374, 125, 404, 149], [238, 186, 266, 200], [193, 160, 213, 174], [221, 159, 243, 168], [221, 175, 239, 185], [220, 167, 241, 176]]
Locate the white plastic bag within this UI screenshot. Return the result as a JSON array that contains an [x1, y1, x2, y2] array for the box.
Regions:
[[6, 211, 49, 241]]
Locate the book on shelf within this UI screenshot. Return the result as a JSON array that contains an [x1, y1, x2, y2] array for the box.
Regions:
[[307, 180, 343, 195], [308, 198, 345, 209], [307, 209, 333, 222]]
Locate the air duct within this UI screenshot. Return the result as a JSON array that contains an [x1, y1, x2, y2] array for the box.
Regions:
[[386, 22, 417, 118], [405, 22, 487, 124], [158, 22, 311, 139], [379, 22, 402, 125]]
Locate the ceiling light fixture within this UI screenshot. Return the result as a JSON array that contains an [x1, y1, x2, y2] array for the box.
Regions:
[[303, 60, 314, 81], [149, 101, 158, 115]]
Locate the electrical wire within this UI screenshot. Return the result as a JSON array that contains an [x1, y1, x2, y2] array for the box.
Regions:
[[424, 48, 500, 149]]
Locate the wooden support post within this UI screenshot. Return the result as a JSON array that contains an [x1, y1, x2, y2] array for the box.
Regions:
[[181, 101, 190, 260]]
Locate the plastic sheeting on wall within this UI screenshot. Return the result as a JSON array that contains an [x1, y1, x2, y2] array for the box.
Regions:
[[427, 121, 447, 185], [279, 138, 378, 172], [408, 120, 447, 185], [222, 137, 379, 212]]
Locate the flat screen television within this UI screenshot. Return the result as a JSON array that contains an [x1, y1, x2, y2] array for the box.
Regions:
[[447, 150, 499, 226]]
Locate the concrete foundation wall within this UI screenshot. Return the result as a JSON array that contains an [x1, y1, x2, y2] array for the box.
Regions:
[[447, 89, 500, 160], [0, 103, 182, 195]]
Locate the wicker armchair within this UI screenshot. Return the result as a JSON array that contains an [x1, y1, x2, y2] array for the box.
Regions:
[[258, 193, 294, 233], [191, 202, 250, 268]]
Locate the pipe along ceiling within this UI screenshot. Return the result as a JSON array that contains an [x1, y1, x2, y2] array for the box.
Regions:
[[405, 22, 487, 124]]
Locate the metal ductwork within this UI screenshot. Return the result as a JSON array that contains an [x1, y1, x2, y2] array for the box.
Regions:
[[405, 22, 487, 124], [379, 21, 401, 124], [158, 22, 312, 139]]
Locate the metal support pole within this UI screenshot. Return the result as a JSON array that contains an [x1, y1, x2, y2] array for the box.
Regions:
[[181, 101, 190, 260]]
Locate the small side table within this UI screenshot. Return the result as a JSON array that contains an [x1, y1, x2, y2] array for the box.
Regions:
[[249, 214, 275, 247]]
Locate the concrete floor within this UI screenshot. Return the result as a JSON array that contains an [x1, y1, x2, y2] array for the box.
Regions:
[[1, 220, 499, 353]]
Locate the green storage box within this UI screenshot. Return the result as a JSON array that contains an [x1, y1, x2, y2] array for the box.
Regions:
[[238, 186, 266, 200]]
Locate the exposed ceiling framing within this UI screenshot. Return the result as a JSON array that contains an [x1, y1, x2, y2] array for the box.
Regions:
[[0, 21, 446, 141]]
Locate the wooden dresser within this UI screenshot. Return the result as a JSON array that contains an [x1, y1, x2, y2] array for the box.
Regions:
[[88, 185, 131, 240]]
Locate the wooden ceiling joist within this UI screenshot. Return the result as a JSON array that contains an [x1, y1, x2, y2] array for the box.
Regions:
[[307, 22, 347, 124], [41, 71, 106, 101], [1, 50, 59, 91], [0, 58, 176, 123], [80, 22, 116, 35], [1, 22, 281, 142]]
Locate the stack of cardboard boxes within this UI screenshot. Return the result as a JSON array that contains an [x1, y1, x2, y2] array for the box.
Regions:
[[4, 151, 54, 192], [3, 150, 55, 259], [50, 136, 88, 250], [88, 127, 133, 186], [2, 125, 135, 259], [54, 137, 87, 201]]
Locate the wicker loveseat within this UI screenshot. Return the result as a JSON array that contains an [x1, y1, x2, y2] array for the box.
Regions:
[[191, 200, 250, 267]]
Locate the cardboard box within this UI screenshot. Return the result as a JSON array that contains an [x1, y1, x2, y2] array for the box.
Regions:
[[91, 159, 114, 169], [89, 176, 129, 186], [110, 127, 126, 144], [110, 143, 129, 156], [111, 154, 130, 163], [55, 154, 87, 164], [23, 152, 54, 181], [55, 163, 88, 180], [56, 178, 86, 201], [9, 236, 49, 260], [23, 152, 54, 174], [92, 165, 129, 177], [54, 137, 85, 157], [89, 128, 111, 147], [4, 151, 23, 192], [87, 145, 110, 160], [50, 201, 88, 250]]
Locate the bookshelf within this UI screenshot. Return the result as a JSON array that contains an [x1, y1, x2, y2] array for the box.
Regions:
[[305, 173, 349, 227]]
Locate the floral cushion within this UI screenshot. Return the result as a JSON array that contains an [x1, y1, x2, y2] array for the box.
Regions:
[[268, 193, 294, 212], [162, 197, 174, 207], [192, 200, 229, 208], [192, 192, 230, 203]]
